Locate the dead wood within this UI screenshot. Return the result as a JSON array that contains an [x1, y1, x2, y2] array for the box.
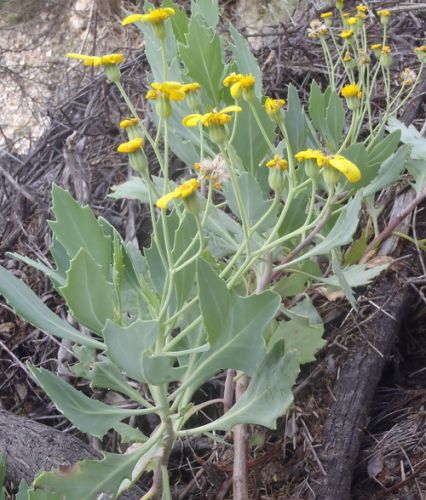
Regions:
[[313, 272, 413, 500], [0, 409, 144, 498]]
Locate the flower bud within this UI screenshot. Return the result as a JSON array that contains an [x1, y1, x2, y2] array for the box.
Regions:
[[155, 98, 173, 119], [268, 167, 285, 193], [208, 124, 228, 145], [183, 192, 202, 215], [129, 150, 148, 175], [305, 159, 320, 179], [322, 166, 340, 186], [104, 64, 121, 83]]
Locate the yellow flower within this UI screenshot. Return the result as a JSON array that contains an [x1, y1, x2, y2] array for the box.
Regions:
[[377, 9, 391, 17], [346, 17, 358, 25], [414, 45, 426, 62], [295, 149, 361, 183], [182, 82, 201, 94], [340, 29, 354, 39], [146, 81, 186, 101], [223, 73, 256, 100], [341, 83, 362, 98], [66, 53, 125, 67], [266, 155, 288, 171], [223, 73, 241, 86], [265, 97, 286, 115], [320, 11, 333, 18], [122, 8, 175, 26], [381, 45, 391, 54], [356, 5, 368, 12], [295, 149, 326, 162], [182, 106, 242, 127], [156, 179, 200, 209], [356, 12, 367, 20], [119, 118, 140, 129], [371, 43, 382, 50], [117, 137, 144, 153], [343, 51, 352, 62]]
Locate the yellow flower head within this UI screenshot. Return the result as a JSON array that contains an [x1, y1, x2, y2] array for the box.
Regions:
[[156, 178, 200, 209], [266, 155, 288, 171], [381, 45, 391, 54], [146, 81, 186, 101], [182, 106, 242, 127], [320, 11, 333, 18], [117, 137, 144, 153], [341, 83, 362, 98], [340, 29, 354, 39], [377, 9, 391, 17], [119, 118, 140, 129], [224, 73, 256, 100], [66, 53, 125, 67], [356, 12, 367, 20], [347, 17, 358, 26], [356, 5, 368, 12], [122, 8, 175, 26], [414, 46, 426, 62], [343, 51, 352, 62], [295, 150, 361, 182], [223, 73, 242, 87], [371, 43, 382, 50], [182, 82, 201, 94], [265, 97, 286, 115]]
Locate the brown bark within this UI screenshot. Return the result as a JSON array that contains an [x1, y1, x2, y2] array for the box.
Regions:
[[0, 409, 144, 498], [314, 272, 413, 500]]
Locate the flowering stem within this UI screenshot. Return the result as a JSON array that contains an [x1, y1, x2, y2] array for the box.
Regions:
[[320, 37, 335, 90], [115, 81, 161, 160], [160, 39, 168, 81], [248, 101, 275, 152], [220, 144, 251, 256]]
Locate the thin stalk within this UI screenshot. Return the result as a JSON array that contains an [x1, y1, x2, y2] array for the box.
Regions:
[[248, 100, 275, 151]]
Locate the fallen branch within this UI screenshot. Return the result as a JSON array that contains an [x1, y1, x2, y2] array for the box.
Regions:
[[313, 272, 413, 500]]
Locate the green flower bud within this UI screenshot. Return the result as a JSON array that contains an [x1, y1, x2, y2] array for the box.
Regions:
[[268, 167, 285, 193], [104, 64, 121, 83], [208, 124, 228, 145], [129, 150, 148, 175], [183, 192, 202, 215], [155, 98, 173, 119], [305, 159, 320, 179], [322, 166, 340, 186]]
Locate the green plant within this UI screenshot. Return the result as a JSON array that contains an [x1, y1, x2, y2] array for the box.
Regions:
[[0, 1, 424, 498]]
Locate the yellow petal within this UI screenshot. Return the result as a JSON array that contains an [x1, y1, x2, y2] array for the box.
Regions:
[[328, 155, 361, 183], [121, 14, 145, 26], [156, 192, 178, 209], [230, 81, 242, 99], [182, 114, 204, 127], [221, 105, 242, 113]]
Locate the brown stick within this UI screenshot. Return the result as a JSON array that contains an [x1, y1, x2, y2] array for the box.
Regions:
[[232, 374, 249, 500], [366, 188, 426, 253], [314, 273, 413, 500]]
